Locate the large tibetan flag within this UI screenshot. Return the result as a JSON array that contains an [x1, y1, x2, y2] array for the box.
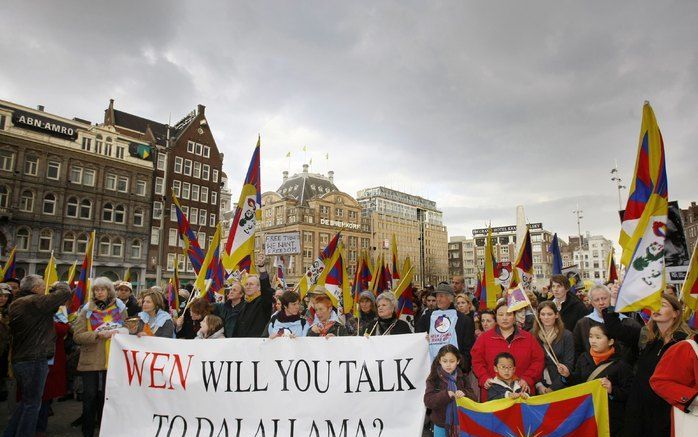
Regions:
[[1, 246, 16, 281], [617, 102, 669, 312], [480, 228, 501, 310], [510, 227, 533, 289], [549, 233, 563, 275], [224, 137, 261, 273], [682, 241, 698, 329], [456, 380, 610, 436], [316, 241, 352, 313], [173, 191, 205, 274], [606, 247, 619, 284], [167, 258, 181, 312], [195, 223, 225, 302], [69, 231, 95, 315], [43, 253, 59, 294], [393, 259, 415, 317]]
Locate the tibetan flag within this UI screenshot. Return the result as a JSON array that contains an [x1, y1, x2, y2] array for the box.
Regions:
[[298, 232, 342, 298], [173, 191, 205, 274], [274, 255, 287, 289], [510, 227, 533, 288], [195, 223, 225, 302], [481, 227, 501, 310], [682, 241, 698, 329], [69, 231, 95, 315], [457, 380, 610, 436], [352, 251, 366, 319], [224, 137, 261, 273], [393, 261, 415, 317], [391, 234, 400, 283], [167, 258, 181, 312], [1, 246, 16, 281], [549, 233, 563, 275], [474, 270, 483, 305], [316, 241, 352, 313], [298, 274, 310, 301], [506, 284, 530, 313], [617, 102, 668, 312], [43, 254, 59, 294], [606, 248, 619, 284], [66, 260, 78, 285], [123, 267, 131, 284]]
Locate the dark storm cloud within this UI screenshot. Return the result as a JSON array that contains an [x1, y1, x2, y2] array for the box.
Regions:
[[1, 0, 696, 240]]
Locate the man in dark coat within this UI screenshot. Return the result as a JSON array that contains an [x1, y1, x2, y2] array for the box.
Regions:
[[233, 254, 275, 338], [6, 275, 71, 437], [416, 283, 475, 372], [550, 274, 588, 332], [115, 281, 141, 317], [213, 282, 244, 337]]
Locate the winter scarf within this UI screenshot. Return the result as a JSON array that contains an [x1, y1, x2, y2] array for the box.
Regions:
[[438, 366, 460, 437]]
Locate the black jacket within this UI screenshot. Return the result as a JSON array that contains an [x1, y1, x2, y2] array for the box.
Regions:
[[536, 329, 575, 391], [565, 351, 633, 436], [573, 313, 641, 364], [603, 309, 689, 437], [368, 316, 413, 336], [213, 300, 244, 338], [559, 291, 589, 332], [233, 272, 275, 338], [8, 284, 71, 363], [416, 304, 475, 373], [123, 294, 141, 318]]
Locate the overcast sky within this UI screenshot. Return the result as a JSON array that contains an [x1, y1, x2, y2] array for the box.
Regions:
[[1, 1, 696, 243]]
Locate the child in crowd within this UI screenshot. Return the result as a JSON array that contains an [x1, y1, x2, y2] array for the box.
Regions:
[[487, 352, 529, 400], [559, 324, 633, 435], [424, 345, 475, 437], [196, 314, 225, 339]]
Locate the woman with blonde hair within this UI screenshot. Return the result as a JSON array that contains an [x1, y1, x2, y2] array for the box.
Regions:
[[73, 277, 128, 437], [530, 301, 575, 394]]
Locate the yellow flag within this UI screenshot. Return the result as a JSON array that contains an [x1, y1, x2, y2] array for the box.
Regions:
[[44, 254, 59, 294], [66, 260, 78, 284], [123, 267, 131, 283], [194, 223, 222, 296], [298, 274, 310, 300]]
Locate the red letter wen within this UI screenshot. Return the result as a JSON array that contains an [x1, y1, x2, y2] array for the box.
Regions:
[[122, 349, 194, 391], [122, 349, 150, 386]]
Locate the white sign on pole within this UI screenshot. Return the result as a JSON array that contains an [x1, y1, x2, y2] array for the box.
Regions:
[[101, 334, 429, 437], [264, 232, 301, 255]]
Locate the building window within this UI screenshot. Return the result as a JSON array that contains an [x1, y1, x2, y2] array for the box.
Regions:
[[191, 184, 199, 202], [199, 209, 206, 225], [190, 207, 198, 225], [16, 228, 30, 251], [335, 208, 343, 218], [198, 232, 206, 249], [81, 137, 92, 151], [105, 174, 117, 190], [95, 135, 103, 154], [183, 159, 192, 176], [209, 213, 216, 227], [167, 253, 176, 271], [187, 141, 195, 153], [65, 197, 78, 218], [172, 180, 181, 197], [211, 191, 217, 205], [174, 157, 183, 174], [202, 164, 210, 180], [182, 182, 190, 199], [43, 193, 56, 215], [117, 176, 128, 193], [133, 208, 144, 226], [83, 169, 95, 186], [320, 205, 329, 215], [70, 167, 83, 185], [114, 205, 126, 224], [212, 169, 219, 183], [168, 229, 178, 247], [116, 145, 124, 159], [155, 177, 164, 195], [171, 204, 177, 222], [193, 161, 201, 178], [24, 155, 39, 176], [201, 186, 208, 203], [102, 203, 114, 222], [79, 199, 92, 219], [0, 150, 14, 171], [19, 190, 34, 212], [99, 236, 110, 256], [62, 232, 76, 253], [153, 201, 163, 220], [104, 137, 113, 156], [131, 239, 142, 258], [136, 180, 147, 196], [151, 227, 160, 245], [111, 237, 123, 257], [203, 146, 210, 158], [195, 143, 203, 155], [76, 233, 88, 254], [0, 185, 9, 209], [39, 229, 53, 252], [47, 160, 60, 180], [303, 232, 313, 244], [157, 153, 166, 171]]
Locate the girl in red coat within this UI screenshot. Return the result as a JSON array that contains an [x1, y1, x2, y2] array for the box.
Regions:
[[471, 301, 545, 401]]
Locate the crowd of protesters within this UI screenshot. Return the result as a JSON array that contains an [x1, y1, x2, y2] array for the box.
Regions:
[[0, 252, 696, 437]]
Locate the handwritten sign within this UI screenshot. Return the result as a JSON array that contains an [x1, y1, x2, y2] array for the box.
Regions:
[[264, 232, 301, 255]]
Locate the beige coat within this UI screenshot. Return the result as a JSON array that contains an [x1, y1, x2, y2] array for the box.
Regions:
[[72, 300, 127, 371]]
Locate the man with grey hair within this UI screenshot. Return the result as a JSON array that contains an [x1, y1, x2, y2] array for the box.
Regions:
[[5, 275, 71, 437], [233, 253, 275, 338]]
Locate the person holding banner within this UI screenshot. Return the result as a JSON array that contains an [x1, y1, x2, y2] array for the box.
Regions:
[[530, 301, 575, 394], [233, 254, 275, 338], [416, 283, 475, 372], [264, 290, 310, 338], [367, 292, 412, 336], [135, 290, 175, 338], [471, 301, 544, 401], [72, 277, 127, 437]]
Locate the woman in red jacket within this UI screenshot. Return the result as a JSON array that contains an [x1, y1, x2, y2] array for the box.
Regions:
[[471, 301, 545, 401]]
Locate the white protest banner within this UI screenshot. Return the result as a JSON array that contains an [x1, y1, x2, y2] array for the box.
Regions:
[[101, 333, 429, 437], [264, 232, 301, 255]]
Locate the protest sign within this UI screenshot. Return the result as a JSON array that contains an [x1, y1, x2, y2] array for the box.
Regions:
[[264, 232, 301, 255], [101, 333, 429, 437]]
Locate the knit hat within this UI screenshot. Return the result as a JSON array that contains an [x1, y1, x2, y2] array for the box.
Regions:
[[359, 290, 376, 303], [434, 283, 455, 296], [114, 281, 133, 291]]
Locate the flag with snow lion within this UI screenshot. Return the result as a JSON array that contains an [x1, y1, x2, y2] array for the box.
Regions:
[[457, 380, 610, 436]]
